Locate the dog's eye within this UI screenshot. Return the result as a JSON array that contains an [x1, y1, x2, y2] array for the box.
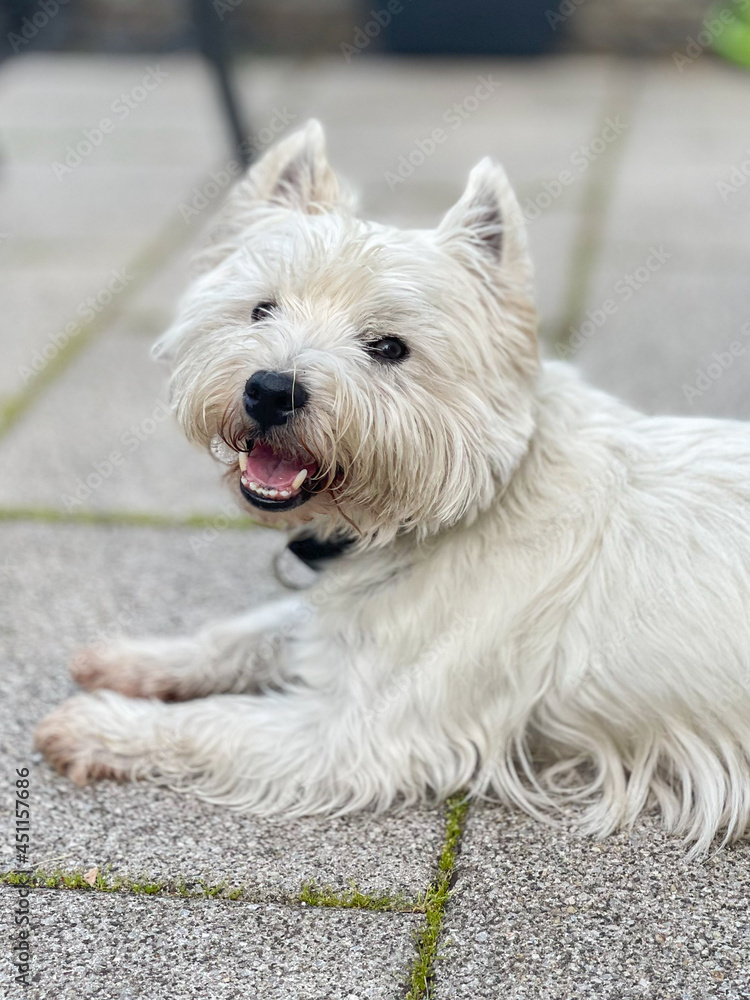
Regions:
[[251, 301, 276, 322], [366, 337, 409, 363]]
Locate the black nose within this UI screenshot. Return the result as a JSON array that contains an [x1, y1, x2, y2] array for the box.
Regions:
[[243, 370, 309, 430]]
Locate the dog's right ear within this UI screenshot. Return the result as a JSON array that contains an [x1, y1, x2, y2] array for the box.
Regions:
[[234, 119, 345, 215], [152, 121, 347, 363]]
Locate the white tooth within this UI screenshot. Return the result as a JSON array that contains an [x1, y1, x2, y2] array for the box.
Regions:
[[280, 490, 290, 498], [249, 482, 259, 491], [268, 489, 278, 498], [241, 474, 248, 486], [292, 469, 308, 491], [238, 452, 248, 472]]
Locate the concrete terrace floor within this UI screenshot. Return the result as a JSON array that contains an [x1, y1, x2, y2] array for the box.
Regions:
[[1, 51, 750, 999]]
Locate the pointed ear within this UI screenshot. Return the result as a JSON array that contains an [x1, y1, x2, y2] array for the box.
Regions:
[[242, 118, 343, 214], [436, 158, 532, 288]]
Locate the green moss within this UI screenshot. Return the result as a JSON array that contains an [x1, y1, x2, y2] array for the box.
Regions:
[[0, 506, 260, 531], [130, 881, 164, 896], [174, 879, 191, 898], [198, 880, 230, 899], [405, 794, 470, 1000], [0, 868, 244, 900], [550, 90, 635, 356], [299, 881, 413, 912]]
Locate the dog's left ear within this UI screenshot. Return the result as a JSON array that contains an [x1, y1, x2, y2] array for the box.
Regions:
[[436, 158, 531, 288]]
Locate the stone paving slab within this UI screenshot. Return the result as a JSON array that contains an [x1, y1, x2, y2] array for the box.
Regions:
[[620, 58, 750, 127], [597, 77, 750, 253], [435, 804, 750, 1000], [0, 263, 119, 403], [0, 54, 227, 129], [603, 141, 750, 251], [525, 209, 583, 339], [258, 55, 612, 141], [0, 522, 444, 898], [293, 56, 617, 233], [2, 163, 211, 239], [0, 316, 230, 516], [564, 58, 750, 421], [0, 888, 419, 999], [570, 250, 750, 419], [0, 53, 229, 406]]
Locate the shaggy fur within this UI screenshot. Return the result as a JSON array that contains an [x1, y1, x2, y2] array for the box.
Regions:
[[37, 121, 750, 856]]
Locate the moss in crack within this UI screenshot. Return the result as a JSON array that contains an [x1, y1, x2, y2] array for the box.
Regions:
[[299, 881, 417, 912], [0, 506, 260, 532], [1, 868, 425, 911], [0, 868, 243, 900], [405, 794, 469, 1000]]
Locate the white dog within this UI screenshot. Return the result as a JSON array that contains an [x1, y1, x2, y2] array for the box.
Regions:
[[37, 121, 750, 856]]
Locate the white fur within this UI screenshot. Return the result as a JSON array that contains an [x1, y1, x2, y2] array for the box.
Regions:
[[37, 121, 750, 856]]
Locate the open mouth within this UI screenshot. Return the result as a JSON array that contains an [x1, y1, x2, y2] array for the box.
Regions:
[[238, 440, 320, 512]]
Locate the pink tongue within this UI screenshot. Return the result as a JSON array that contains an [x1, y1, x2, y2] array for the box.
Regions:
[[245, 443, 316, 490]]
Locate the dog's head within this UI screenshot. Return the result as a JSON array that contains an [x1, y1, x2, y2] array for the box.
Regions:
[[155, 120, 539, 544]]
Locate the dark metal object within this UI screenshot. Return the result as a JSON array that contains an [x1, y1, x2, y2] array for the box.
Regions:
[[190, 0, 251, 165]]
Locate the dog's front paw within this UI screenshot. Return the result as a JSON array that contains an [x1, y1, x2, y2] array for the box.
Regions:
[[71, 638, 197, 701], [35, 693, 141, 785], [71, 647, 147, 697]]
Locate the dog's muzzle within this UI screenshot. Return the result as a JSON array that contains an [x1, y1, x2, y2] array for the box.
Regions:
[[239, 440, 318, 511]]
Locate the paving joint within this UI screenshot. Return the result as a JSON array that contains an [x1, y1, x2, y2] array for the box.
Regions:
[[549, 65, 640, 355], [0, 506, 262, 531], [0, 867, 425, 911], [403, 794, 469, 1000]]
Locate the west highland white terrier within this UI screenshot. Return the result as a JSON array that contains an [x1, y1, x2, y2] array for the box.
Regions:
[[37, 121, 750, 855]]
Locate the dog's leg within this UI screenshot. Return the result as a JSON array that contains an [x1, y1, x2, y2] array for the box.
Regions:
[[71, 597, 306, 701], [35, 686, 407, 809]]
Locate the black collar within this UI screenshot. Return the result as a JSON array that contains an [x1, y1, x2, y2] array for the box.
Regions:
[[286, 534, 354, 571]]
